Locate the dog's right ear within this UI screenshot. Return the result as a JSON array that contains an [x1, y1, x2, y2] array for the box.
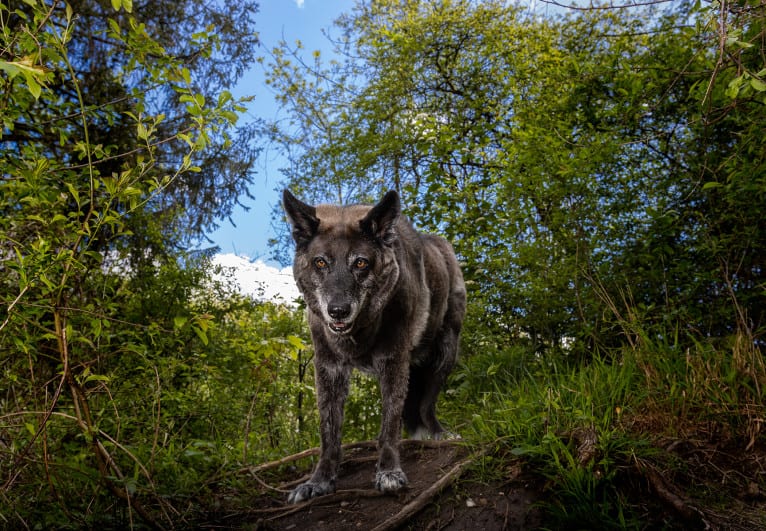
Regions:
[[283, 189, 319, 248]]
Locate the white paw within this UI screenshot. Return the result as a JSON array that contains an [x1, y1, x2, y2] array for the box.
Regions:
[[375, 468, 408, 493]]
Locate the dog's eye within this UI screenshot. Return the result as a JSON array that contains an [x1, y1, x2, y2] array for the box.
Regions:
[[314, 257, 328, 270], [354, 258, 369, 271]]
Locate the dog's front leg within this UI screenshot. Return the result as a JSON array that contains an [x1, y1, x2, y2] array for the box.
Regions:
[[287, 362, 349, 504], [375, 357, 409, 493]]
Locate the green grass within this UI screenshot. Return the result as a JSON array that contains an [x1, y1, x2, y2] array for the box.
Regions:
[[448, 329, 765, 528]]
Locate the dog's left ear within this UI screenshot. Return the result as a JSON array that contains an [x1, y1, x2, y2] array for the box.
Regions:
[[360, 190, 400, 246], [283, 189, 320, 248]]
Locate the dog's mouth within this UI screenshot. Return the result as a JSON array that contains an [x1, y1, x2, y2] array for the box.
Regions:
[[329, 321, 353, 334]]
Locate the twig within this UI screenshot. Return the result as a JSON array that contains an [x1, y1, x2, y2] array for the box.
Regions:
[[238, 439, 461, 476], [241, 446, 321, 476], [229, 488, 383, 519], [370, 456, 475, 531], [0, 285, 29, 333], [248, 472, 290, 494], [278, 474, 311, 490]]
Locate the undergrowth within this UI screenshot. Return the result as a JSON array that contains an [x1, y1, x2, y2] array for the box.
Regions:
[[449, 327, 766, 528]]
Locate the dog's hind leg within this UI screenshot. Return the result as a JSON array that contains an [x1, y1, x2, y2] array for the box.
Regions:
[[403, 366, 428, 438], [407, 317, 462, 440]]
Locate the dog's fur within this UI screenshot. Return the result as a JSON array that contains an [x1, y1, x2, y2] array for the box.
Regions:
[[282, 190, 466, 504]]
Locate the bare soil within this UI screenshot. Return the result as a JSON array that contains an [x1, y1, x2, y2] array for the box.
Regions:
[[207, 440, 543, 530]]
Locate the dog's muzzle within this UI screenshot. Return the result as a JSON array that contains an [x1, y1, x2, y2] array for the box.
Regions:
[[327, 302, 353, 334], [329, 321, 352, 334]]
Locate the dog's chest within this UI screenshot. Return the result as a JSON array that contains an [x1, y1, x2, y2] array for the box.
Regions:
[[337, 338, 379, 375]]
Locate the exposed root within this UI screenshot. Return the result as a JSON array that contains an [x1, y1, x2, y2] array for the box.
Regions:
[[639, 461, 709, 527], [239, 438, 461, 476], [265, 488, 384, 521]]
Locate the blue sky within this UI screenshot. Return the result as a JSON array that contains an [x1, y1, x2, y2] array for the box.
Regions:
[[205, 0, 355, 263], [204, 1, 554, 302]]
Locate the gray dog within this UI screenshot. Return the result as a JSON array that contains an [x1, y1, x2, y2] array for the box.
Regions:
[[282, 189, 466, 503]]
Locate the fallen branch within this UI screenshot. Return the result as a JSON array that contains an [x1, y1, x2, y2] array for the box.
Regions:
[[370, 456, 475, 531], [233, 487, 384, 519]]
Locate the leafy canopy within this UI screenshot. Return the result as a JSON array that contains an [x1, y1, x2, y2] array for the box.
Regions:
[[265, 0, 766, 354]]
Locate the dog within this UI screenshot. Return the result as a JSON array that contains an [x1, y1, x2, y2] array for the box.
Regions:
[[282, 189, 466, 504]]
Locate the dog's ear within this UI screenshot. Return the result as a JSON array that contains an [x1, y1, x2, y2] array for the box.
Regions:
[[360, 190, 400, 246], [283, 189, 319, 248]]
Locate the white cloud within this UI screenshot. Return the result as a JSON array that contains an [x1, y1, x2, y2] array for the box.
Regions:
[[295, 0, 305, 8], [211, 254, 301, 305]]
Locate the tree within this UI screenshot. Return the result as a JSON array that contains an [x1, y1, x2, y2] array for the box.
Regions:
[[264, 0, 765, 355], [2, 0, 260, 256]]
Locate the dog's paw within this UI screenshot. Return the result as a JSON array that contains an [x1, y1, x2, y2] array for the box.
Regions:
[[287, 479, 335, 504], [375, 468, 408, 494]]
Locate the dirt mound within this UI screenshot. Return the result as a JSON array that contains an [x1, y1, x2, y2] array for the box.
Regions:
[[194, 432, 766, 530], [222, 440, 543, 530]]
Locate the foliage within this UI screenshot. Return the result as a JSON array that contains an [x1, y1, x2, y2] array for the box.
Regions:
[[2, 0, 260, 253], [0, 0, 268, 526], [263, 0, 765, 355]]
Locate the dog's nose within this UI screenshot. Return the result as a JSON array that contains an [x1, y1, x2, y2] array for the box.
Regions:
[[327, 303, 351, 320]]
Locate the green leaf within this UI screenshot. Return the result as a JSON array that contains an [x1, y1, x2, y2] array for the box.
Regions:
[[192, 325, 209, 346], [84, 373, 111, 384], [0, 60, 21, 79], [136, 121, 148, 140], [750, 78, 766, 92], [286, 334, 307, 350], [726, 76, 744, 99], [510, 446, 532, 456], [65, 181, 81, 208], [26, 76, 42, 99]]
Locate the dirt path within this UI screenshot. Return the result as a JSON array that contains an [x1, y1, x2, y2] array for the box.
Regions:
[[193, 434, 766, 530], [217, 440, 543, 530]]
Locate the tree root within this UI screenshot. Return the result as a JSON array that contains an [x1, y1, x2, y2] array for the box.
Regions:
[[639, 462, 710, 527], [239, 438, 461, 476]]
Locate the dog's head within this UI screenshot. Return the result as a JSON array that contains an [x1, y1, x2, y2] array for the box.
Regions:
[[283, 190, 401, 336]]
